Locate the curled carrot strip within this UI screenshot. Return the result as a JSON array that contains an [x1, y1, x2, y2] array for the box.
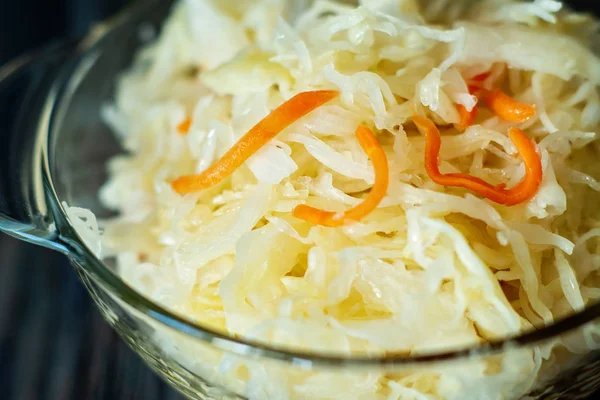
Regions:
[[172, 90, 339, 194], [472, 72, 490, 82], [177, 117, 192, 135], [467, 72, 490, 94], [455, 104, 479, 132], [456, 71, 536, 130], [292, 126, 389, 227], [454, 73, 488, 131], [483, 89, 536, 123], [413, 115, 543, 206]]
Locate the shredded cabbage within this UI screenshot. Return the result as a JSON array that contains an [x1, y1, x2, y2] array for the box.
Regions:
[[79, 0, 600, 399]]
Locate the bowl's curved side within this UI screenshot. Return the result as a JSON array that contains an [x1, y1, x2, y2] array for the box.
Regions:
[[39, 0, 600, 398], [73, 262, 246, 400], [68, 258, 600, 400], [44, 0, 600, 368]]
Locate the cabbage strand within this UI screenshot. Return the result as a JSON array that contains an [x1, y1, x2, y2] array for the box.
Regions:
[[172, 90, 339, 194], [414, 114, 543, 205], [292, 125, 389, 226]]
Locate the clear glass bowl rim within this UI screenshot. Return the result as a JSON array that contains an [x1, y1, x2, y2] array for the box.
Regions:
[[36, 0, 600, 369]]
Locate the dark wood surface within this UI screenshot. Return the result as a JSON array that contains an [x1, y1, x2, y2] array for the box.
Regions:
[[0, 235, 184, 400], [0, 0, 185, 395]]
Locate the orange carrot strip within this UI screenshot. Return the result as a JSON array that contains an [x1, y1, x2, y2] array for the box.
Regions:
[[468, 85, 484, 95], [292, 126, 389, 227], [472, 72, 490, 82], [454, 72, 490, 131], [413, 115, 542, 206], [455, 104, 479, 131], [172, 90, 339, 194], [483, 89, 536, 123], [177, 117, 192, 135], [467, 72, 491, 94]]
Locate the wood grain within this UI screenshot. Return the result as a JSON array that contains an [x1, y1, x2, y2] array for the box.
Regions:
[[0, 235, 184, 400]]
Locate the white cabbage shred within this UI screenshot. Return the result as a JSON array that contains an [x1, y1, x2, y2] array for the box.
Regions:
[[83, 0, 600, 399]]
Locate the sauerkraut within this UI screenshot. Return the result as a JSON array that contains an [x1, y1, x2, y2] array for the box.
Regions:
[[74, 0, 600, 398]]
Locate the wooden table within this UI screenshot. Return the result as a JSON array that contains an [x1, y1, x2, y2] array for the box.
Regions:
[[0, 0, 183, 394], [0, 235, 184, 400]]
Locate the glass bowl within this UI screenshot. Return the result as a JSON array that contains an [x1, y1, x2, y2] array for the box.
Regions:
[[2, 1, 600, 399]]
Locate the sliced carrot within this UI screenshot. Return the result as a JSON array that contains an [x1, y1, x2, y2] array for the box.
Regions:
[[292, 126, 389, 227], [501, 127, 544, 204], [171, 90, 339, 194], [413, 114, 542, 206], [459, 69, 536, 129], [454, 69, 535, 130], [472, 72, 490, 82], [454, 72, 489, 131], [455, 104, 479, 132], [483, 89, 536, 123], [467, 85, 482, 95], [467, 72, 491, 94], [177, 117, 192, 135]]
